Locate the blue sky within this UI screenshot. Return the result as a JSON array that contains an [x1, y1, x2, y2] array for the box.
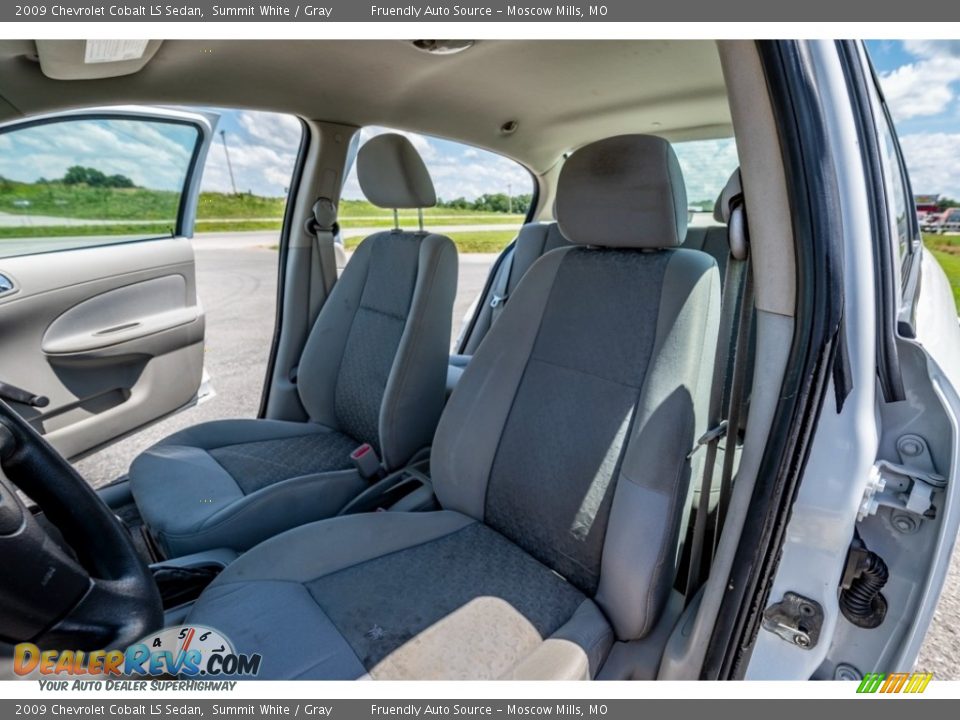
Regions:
[[865, 40, 960, 197]]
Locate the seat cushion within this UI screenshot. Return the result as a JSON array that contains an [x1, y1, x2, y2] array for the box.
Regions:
[[130, 419, 367, 557], [187, 511, 613, 680]]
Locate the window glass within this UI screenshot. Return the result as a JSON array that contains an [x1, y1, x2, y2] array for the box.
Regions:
[[672, 137, 740, 226], [876, 110, 913, 271], [0, 117, 199, 258]]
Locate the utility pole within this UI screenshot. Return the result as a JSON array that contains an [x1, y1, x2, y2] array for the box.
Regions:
[[220, 130, 238, 195], [508, 183, 513, 214]]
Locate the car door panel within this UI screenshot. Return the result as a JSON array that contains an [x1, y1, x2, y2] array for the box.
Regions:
[[0, 237, 204, 459], [0, 107, 217, 460]]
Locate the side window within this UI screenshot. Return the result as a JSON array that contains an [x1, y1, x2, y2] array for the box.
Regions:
[[877, 113, 913, 269], [868, 82, 918, 288], [341, 127, 533, 336], [672, 137, 740, 226], [0, 116, 201, 258]]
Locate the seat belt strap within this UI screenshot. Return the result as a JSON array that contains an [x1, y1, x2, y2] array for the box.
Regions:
[[713, 260, 754, 553], [685, 257, 741, 598], [489, 246, 516, 325], [684, 197, 751, 600], [306, 197, 339, 300]]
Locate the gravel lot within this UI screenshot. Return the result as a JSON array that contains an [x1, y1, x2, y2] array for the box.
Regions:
[[72, 234, 960, 679]]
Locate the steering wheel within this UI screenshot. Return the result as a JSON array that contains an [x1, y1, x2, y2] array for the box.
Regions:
[[0, 399, 161, 651]]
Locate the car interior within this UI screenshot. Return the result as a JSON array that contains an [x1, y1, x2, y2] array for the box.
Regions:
[[0, 39, 802, 680]]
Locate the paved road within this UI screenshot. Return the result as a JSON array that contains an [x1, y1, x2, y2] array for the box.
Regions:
[[72, 233, 959, 679]]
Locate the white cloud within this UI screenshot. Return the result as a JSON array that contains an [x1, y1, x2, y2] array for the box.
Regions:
[[902, 40, 960, 60], [201, 111, 301, 196], [879, 58, 960, 121], [899, 132, 960, 199], [673, 138, 740, 206], [877, 41, 960, 122], [0, 118, 195, 191]]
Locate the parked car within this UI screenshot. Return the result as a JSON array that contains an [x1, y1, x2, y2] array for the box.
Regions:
[[0, 39, 958, 682]]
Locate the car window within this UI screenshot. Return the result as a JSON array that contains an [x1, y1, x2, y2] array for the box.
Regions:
[[0, 117, 200, 259], [672, 137, 740, 226], [875, 109, 914, 279]]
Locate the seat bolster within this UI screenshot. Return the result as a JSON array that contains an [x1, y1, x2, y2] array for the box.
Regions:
[[501, 599, 614, 680], [131, 444, 245, 556], [432, 247, 572, 520], [152, 418, 344, 451], [296, 239, 374, 428], [596, 248, 721, 640], [208, 510, 477, 586], [157, 469, 367, 556], [379, 233, 457, 468]]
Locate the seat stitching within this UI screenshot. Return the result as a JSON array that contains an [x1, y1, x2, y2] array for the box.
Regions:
[[525, 355, 644, 390], [357, 304, 408, 323]]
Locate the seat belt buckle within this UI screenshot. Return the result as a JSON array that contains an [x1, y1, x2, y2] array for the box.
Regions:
[[489, 292, 507, 309], [351, 443, 382, 480], [687, 420, 728, 460]]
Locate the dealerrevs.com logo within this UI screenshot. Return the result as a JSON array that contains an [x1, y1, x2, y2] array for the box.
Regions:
[[13, 625, 261, 679]]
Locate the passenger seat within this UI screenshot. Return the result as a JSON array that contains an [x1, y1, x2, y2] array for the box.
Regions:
[[449, 169, 742, 393], [130, 134, 458, 558]]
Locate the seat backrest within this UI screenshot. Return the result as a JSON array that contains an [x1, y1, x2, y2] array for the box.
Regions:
[[463, 165, 737, 357], [461, 222, 572, 354], [432, 134, 721, 642], [296, 134, 458, 470]]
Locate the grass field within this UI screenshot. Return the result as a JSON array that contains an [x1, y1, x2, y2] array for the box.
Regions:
[[925, 233, 960, 311], [0, 181, 523, 241]]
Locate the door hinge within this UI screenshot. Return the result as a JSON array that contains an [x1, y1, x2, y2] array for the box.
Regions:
[[859, 434, 945, 524], [762, 592, 824, 649]]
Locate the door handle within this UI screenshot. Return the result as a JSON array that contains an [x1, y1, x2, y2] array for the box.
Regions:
[[0, 381, 49, 408], [0, 273, 14, 296]]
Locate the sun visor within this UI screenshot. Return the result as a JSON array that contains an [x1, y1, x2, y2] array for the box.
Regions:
[[35, 40, 163, 80]]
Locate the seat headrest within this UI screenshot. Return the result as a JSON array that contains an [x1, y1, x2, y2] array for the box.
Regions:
[[556, 134, 687, 249], [357, 133, 437, 210], [713, 168, 743, 224]]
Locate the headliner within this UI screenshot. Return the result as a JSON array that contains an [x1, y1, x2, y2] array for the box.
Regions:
[[0, 39, 730, 174]]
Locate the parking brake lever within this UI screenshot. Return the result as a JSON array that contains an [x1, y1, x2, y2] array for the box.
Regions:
[[0, 381, 49, 408]]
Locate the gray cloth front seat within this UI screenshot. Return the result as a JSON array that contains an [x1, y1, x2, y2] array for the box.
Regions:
[[129, 134, 458, 558], [451, 169, 737, 395], [187, 134, 721, 680]]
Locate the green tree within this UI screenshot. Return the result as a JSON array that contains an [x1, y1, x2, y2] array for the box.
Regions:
[[61, 165, 136, 189]]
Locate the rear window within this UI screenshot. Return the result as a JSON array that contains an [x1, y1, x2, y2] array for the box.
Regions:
[[672, 138, 740, 226]]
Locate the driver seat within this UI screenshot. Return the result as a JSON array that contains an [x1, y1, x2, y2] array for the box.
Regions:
[[187, 134, 721, 680]]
